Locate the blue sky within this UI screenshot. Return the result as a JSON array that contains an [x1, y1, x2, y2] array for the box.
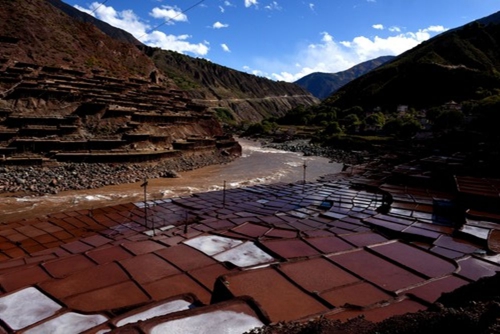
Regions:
[[69, 0, 499, 82]]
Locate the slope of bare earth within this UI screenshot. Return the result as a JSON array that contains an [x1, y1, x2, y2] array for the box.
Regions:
[[21, 0, 320, 124], [142, 47, 321, 123], [0, 0, 156, 79]]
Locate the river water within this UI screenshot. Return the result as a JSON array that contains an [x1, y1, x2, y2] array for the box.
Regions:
[[0, 138, 343, 222]]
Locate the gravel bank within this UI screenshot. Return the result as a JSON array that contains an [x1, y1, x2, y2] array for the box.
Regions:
[[0, 152, 236, 196], [262, 139, 370, 165]]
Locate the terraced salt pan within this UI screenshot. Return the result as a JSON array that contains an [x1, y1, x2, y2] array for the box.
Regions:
[[0, 287, 62, 330], [149, 310, 263, 334], [184, 235, 274, 267], [116, 300, 193, 327], [184, 235, 243, 255], [23, 312, 107, 334], [214, 242, 274, 267]]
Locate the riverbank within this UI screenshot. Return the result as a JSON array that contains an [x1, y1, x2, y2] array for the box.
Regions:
[[0, 139, 341, 222], [0, 151, 237, 197], [261, 139, 371, 165], [1, 136, 370, 197]]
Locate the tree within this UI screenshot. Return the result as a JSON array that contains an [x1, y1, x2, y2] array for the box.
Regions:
[[364, 112, 386, 130], [324, 121, 342, 135], [426, 107, 443, 122], [383, 118, 403, 135], [343, 114, 361, 133], [434, 110, 465, 131], [243, 120, 278, 136], [342, 106, 364, 118], [400, 118, 422, 138], [383, 116, 421, 138]]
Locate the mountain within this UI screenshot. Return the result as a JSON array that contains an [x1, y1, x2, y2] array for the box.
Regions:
[[322, 11, 500, 111], [0, 0, 244, 171], [0, 0, 317, 124], [42, 0, 319, 123], [294, 56, 395, 100], [45, 0, 143, 46], [0, 0, 155, 79], [142, 46, 319, 122]]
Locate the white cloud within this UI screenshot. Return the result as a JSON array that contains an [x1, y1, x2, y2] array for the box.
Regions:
[[75, 3, 148, 37], [221, 44, 231, 52], [263, 26, 448, 82], [367, 0, 376, 2], [245, 0, 258, 8], [265, 1, 282, 10], [219, 6, 225, 13], [150, 5, 188, 24], [389, 26, 401, 32], [147, 32, 210, 55], [74, 3, 208, 56], [243, 66, 267, 77], [213, 21, 229, 29], [427, 25, 446, 32], [309, 3, 315, 11], [372, 24, 384, 30], [73, 5, 93, 15]]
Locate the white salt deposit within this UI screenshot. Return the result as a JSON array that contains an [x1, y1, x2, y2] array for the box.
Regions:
[[184, 235, 243, 256], [23, 312, 107, 334], [460, 225, 490, 241], [116, 300, 192, 327], [214, 242, 274, 267], [149, 310, 264, 334], [0, 287, 62, 330], [184, 235, 274, 267]]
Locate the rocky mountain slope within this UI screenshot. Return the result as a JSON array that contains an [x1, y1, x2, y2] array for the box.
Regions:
[[0, 0, 242, 178], [0, 0, 156, 79], [143, 46, 319, 122], [295, 56, 394, 100], [322, 11, 500, 110], [46, 0, 319, 123], [46, 0, 143, 46]]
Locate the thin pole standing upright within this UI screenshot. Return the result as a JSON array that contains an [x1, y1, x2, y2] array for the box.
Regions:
[[302, 160, 307, 193], [141, 178, 148, 230], [223, 180, 226, 208]]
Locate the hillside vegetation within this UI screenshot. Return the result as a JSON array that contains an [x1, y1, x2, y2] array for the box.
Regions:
[[244, 12, 500, 173], [323, 13, 500, 110]]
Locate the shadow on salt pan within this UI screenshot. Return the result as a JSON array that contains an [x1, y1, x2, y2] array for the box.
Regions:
[[184, 235, 274, 268]]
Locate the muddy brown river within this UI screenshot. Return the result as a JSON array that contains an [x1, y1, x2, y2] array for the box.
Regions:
[[0, 138, 343, 222]]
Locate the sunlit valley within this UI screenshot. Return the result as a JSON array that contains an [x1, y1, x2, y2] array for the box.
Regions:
[[1, 1, 500, 333]]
